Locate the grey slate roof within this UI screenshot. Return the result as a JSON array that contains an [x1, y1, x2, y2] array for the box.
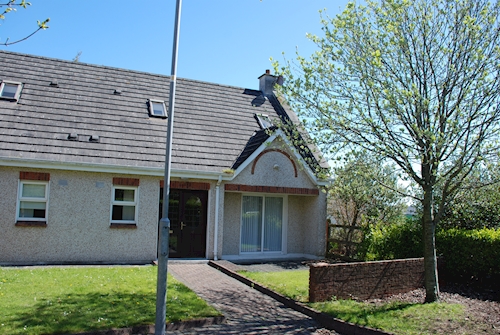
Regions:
[[0, 50, 324, 176]]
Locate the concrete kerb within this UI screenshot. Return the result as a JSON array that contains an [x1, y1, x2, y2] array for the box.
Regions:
[[208, 260, 394, 335]]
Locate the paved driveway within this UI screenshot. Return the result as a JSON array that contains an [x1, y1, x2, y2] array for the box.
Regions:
[[168, 262, 342, 334]]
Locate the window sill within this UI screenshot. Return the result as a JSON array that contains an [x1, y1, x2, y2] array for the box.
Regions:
[[110, 223, 137, 229], [15, 221, 47, 227]]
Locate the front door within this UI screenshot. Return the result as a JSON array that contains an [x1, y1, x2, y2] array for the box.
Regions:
[[159, 189, 207, 258]]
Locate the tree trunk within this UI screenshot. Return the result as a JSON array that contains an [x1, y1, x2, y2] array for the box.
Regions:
[[422, 183, 440, 302]]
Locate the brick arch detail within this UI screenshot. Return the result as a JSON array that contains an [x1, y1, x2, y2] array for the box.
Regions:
[[251, 148, 298, 178]]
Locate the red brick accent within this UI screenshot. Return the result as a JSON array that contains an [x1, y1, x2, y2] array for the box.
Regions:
[[252, 148, 298, 177], [160, 180, 210, 190], [15, 221, 47, 227], [309, 258, 426, 302], [113, 177, 140, 186], [225, 184, 319, 195], [19, 171, 50, 181]]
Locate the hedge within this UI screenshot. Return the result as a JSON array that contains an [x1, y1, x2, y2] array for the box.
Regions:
[[437, 228, 500, 281], [359, 222, 500, 283]]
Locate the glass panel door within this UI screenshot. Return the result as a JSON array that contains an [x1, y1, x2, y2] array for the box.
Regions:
[[241, 196, 262, 252], [241, 195, 283, 253], [263, 197, 283, 251]]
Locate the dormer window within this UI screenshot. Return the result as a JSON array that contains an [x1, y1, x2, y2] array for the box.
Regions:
[[0, 81, 23, 101], [255, 113, 273, 129], [148, 99, 167, 118]]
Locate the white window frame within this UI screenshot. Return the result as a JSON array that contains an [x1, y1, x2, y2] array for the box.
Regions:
[[16, 180, 49, 222], [110, 186, 138, 224], [0, 81, 23, 101], [148, 99, 167, 118], [240, 194, 288, 254]]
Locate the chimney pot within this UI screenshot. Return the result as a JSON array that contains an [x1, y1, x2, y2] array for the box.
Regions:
[[266, 69, 270, 74]]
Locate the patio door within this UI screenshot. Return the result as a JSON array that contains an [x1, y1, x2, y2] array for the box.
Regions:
[[241, 195, 283, 253], [159, 189, 207, 258]]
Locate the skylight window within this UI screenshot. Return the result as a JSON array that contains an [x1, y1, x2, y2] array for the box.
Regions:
[[0, 81, 23, 101], [148, 99, 167, 118], [255, 114, 274, 129]]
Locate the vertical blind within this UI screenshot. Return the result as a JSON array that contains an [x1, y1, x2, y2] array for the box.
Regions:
[[241, 196, 262, 252]]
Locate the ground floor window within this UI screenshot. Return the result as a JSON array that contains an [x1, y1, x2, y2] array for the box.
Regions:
[[17, 181, 49, 221], [241, 195, 283, 253], [110, 186, 138, 224]]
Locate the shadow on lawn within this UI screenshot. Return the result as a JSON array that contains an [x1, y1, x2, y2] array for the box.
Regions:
[[10, 291, 157, 335], [316, 300, 416, 326]]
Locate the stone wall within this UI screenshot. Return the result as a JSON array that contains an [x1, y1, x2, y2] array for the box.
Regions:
[[309, 258, 425, 302]]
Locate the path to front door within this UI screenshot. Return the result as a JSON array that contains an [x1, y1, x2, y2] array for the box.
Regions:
[[159, 189, 208, 258]]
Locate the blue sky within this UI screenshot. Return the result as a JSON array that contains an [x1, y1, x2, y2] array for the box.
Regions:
[[1, 1, 348, 90]]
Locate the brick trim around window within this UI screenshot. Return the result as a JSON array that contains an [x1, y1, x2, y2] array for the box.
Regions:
[[19, 171, 50, 181], [225, 184, 319, 195], [160, 180, 210, 190], [113, 177, 140, 186]]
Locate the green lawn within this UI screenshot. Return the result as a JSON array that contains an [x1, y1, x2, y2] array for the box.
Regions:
[[240, 270, 467, 335], [0, 266, 220, 335]]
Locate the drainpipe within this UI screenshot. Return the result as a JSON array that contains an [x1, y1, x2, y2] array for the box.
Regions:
[[213, 175, 222, 261]]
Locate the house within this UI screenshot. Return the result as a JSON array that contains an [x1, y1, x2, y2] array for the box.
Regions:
[[0, 50, 329, 265]]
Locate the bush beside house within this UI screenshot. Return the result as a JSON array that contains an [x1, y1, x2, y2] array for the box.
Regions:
[[357, 221, 500, 284]]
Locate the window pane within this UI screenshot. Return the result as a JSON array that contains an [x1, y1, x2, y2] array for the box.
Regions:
[[112, 205, 135, 221], [19, 201, 46, 218], [1, 84, 18, 98], [152, 102, 165, 116], [241, 196, 262, 252], [263, 197, 283, 252], [22, 184, 46, 198], [114, 189, 135, 202]]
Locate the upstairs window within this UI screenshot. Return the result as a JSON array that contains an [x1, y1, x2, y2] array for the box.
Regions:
[[0, 81, 23, 101], [148, 99, 167, 118], [255, 114, 273, 129]]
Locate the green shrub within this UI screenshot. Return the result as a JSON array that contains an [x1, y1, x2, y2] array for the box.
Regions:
[[356, 221, 500, 283], [358, 219, 423, 261], [436, 228, 500, 281]]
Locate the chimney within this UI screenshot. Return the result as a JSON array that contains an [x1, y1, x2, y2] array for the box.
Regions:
[[258, 69, 282, 96]]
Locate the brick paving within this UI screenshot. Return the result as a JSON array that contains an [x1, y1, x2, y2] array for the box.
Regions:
[[167, 261, 343, 335]]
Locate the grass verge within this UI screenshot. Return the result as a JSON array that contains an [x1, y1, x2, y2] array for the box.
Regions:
[[0, 266, 220, 335], [240, 270, 466, 335]]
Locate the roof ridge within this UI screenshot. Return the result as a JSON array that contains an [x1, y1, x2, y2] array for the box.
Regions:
[[0, 49, 256, 91]]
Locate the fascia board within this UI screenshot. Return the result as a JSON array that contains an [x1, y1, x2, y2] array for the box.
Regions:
[[230, 129, 330, 186], [0, 157, 229, 181]]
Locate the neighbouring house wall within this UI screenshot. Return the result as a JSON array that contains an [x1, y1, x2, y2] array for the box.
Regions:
[[0, 167, 159, 264], [309, 258, 426, 302]]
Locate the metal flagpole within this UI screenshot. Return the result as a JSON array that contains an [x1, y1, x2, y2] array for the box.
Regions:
[[155, 0, 182, 334]]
